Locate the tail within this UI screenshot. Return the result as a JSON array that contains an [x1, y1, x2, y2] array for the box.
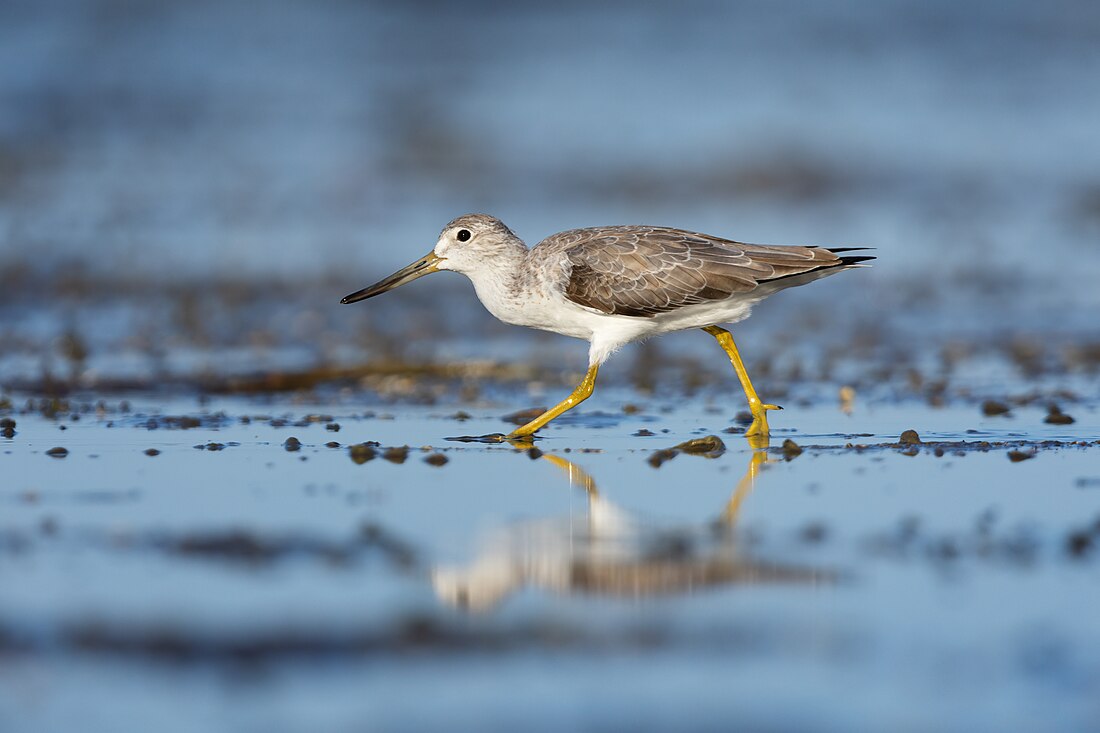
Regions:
[[755, 247, 874, 294], [827, 247, 876, 267]]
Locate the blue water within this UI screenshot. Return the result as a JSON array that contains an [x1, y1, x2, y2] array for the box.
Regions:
[[3, 1, 1100, 730], [1, 0, 1098, 290], [2, 393, 1099, 731]]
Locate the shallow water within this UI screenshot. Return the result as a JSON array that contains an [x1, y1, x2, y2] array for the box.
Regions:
[[2, 386, 1099, 732], [3, 0, 1100, 729]]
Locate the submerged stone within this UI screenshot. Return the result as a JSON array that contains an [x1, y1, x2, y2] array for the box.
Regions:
[[674, 435, 726, 457], [1044, 406, 1075, 425], [781, 439, 803, 460], [348, 443, 377, 464], [899, 430, 922, 445], [383, 446, 410, 464]]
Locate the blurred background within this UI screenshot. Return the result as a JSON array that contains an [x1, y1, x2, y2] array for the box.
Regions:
[[4, 4, 1100, 731], [1, 0, 1098, 384]]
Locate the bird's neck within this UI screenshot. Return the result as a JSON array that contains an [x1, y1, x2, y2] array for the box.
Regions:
[[462, 241, 531, 325]]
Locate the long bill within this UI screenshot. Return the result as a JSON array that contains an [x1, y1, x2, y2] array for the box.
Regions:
[[340, 251, 443, 304]]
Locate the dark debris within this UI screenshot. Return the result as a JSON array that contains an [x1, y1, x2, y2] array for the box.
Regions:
[[424, 453, 448, 466], [348, 443, 378, 464], [1044, 405, 1075, 425], [383, 446, 410, 464]]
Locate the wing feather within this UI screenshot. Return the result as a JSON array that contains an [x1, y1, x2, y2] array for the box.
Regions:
[[554, 226, 845, 317]]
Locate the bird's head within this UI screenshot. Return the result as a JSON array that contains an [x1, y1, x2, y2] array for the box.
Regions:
[[340, 213, 520, 304]]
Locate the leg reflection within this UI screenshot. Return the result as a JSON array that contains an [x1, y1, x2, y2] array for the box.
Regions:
[[540, 452, 598, 498], [720, 434, 770, 526], [433, 433, 833, 612]]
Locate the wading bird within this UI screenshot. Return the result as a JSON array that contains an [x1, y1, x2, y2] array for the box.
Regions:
[[342, 214, 870, 440]]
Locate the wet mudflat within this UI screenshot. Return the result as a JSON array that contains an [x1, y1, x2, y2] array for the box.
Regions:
[[2, 377, 1098, 732], [3, 1, 1100, 729]]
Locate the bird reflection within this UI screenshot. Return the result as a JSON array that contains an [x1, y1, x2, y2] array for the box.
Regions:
[[432, 436, 832, 612]]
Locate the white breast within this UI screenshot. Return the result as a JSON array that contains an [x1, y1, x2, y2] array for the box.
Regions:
[[465, 259, 761, 365]]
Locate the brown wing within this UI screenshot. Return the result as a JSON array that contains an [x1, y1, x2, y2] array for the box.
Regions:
[[559, 226, 844, 318]]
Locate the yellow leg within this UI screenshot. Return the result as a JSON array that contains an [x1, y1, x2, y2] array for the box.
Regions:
[[508, 364, 600, 438], [703, 326, 780, 437]]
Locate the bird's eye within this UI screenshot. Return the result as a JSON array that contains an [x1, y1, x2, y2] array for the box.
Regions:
[[456, 229, 471, 242]]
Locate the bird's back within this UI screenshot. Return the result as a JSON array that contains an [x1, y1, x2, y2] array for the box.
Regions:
[[531, 225, 868, 318]]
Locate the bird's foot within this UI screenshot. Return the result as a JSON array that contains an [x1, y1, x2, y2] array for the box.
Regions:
[[503, 431, 538, 448], [744, 403, 782, 437]]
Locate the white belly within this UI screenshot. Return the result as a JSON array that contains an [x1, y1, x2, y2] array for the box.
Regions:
[[477, 278, 760, 364]]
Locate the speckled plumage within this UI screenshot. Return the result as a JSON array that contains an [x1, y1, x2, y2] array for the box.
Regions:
[[430, 214, 869, 363], [538, 224, 849, 318], [343, 213, 871, 439]]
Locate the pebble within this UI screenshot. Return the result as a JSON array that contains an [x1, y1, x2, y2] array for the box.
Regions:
[[383, 446, 409, 464], [899, 430, 922, 445], [1044, 406, 1075, 425], [348, 443, 377, 464], [781, 438, 803, 460], [674, 436, 726, 457]]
